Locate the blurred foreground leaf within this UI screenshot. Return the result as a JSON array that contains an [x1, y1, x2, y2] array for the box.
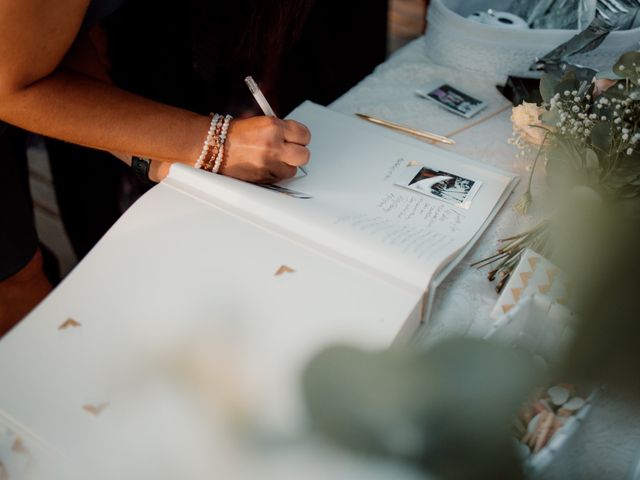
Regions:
[[303, 338, 539, 480]]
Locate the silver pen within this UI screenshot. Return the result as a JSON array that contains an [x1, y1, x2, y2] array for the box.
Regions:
[[245, 75, 307, 175]]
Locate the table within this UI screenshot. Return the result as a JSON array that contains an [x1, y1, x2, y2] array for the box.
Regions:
[[2, 36, 639, 480], [331, 37, 640, 479]]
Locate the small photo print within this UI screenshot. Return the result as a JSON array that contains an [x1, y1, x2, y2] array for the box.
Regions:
[[395, 165, 482, 208], [416, 82, 486, 118]]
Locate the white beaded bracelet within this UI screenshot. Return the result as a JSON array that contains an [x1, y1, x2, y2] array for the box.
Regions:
[[211, 114, 233, 174], [194, 113, 220, 170]]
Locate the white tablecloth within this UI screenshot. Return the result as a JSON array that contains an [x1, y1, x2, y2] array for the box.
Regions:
[[331, 37, 640, 479]]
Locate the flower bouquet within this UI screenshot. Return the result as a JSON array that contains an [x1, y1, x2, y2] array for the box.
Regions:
[[475, 50, 640, 292]]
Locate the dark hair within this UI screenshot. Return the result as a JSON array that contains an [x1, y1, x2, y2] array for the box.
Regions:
[[189, 0, 314, 82]]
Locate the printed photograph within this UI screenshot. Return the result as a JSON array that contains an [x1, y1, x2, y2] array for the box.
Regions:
[[426, 84, 485, 117], [395, 165, 482, 208]]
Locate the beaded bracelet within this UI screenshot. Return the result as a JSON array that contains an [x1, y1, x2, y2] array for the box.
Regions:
[[202, 115, 225, 172], [194, 113, 220, 170], [212, 114, 233, 174]]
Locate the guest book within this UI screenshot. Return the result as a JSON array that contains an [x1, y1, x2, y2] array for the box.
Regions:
[[164, 101, 518, 328], [0, 102, 517, 480]]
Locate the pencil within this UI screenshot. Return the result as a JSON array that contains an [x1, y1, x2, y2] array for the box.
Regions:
[[245, 76, 308, 175], [355, 113, 456, 145]]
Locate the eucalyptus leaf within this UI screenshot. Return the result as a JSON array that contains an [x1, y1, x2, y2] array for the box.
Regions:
[[303, 339, 536, 480], [613, 156, 640, 177], [602, 83, 627, 101], [563, 138, 589, 172], [613, 51, 640, 84], [606, 172, 638, 189], [629, 87, 640, 100], [546, 142, 586, 187], [540, 110, 559, 127], [540, 73, 560, 103], [585, 148, 600, 170], [572, 67, 598, 84], [553, 78, 581, 98], [590, 122, 613, 158]]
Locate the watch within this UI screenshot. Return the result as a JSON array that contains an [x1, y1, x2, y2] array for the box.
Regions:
[[131, 156, 156, 186]]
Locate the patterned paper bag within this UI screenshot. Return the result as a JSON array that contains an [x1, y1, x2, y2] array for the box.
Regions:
[[490, 249, 576, 320]]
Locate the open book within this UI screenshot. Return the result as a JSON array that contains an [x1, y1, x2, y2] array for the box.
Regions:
[[0, 102, 518, 480], [166, 101, 518, 333]]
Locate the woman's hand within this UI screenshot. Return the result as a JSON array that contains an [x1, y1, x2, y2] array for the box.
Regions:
[[221, 116, 311, 184]]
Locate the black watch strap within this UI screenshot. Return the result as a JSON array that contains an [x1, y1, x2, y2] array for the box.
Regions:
[[131, 156, 156, 186]]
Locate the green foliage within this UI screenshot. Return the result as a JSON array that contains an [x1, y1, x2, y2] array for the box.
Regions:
[[540, 73, 559, 104], [303, 339, 537, 480], [553, 78, 581, 98], [589, 122, 611, 157], [613, 51, 640, 84], [539, 50, 640, 202]]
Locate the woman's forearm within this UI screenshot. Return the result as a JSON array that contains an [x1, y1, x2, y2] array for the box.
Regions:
[[0, 68, 208, 165], [0, 0, 310, 186]]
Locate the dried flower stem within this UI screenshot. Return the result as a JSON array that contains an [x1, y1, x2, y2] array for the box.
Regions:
[[473, 220, 550, 293], [514, 134, 549, 216]]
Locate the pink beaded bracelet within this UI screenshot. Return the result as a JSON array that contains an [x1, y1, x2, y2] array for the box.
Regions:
[[194, 113, 220, 170]]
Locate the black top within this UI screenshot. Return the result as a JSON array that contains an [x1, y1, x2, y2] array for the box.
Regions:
[[81, 0, 125, 32]]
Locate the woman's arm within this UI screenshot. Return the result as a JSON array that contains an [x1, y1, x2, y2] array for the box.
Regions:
[[0, 0, 309, 183]]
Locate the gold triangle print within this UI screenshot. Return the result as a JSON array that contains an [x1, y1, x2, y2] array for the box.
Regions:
[[546, 268, 558, 283], [59, 318, 81, 330], [11, 437, 29, 455], [538, 284, 551, 294], [83, 403, 109, 416], [528, 257, 540, 270], [274, 265, 295, 276], [520, 271, 533, 286], [511, 287, 523, 302], [502, 304, 514, 314]]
